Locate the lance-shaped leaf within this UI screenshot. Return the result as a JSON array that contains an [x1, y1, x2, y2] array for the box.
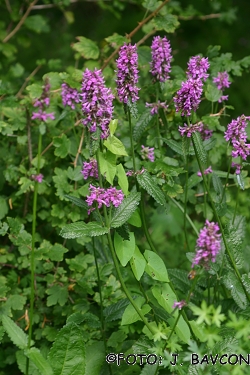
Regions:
[[222, 271, 247, 310], [133, 108, 153, 141], [64, 195, 88, 210], [130, 246, 146, 281], [26, 348, 54, 375], [60, 221, 109, 239], [48, 322, 85, 375], [192, 131, 207, 165], [136, 170, 166, 206], [236, 173, 245, 190], [1, 315, 28, 350], [163, 138, 183, 156], [110, 192, 141, 228], [144, 250, 169, 282]]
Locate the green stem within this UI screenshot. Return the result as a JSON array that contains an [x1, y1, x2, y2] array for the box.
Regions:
[[192, 136, 250, 303], [26, 131, 42, 375], [156, 84, 162, 153], [184, 153, 191, 252]]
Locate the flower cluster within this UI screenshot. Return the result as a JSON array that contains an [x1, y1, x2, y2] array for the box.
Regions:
[[32, 174, 44, 183], [174, 55, 209, 117], [192, 220, 221, 269], [61, 83, 80, 109], [32, 79, 55, 122], [213, 71, 231, 103], [172, 300, 186, 310], [179, 122, 204, 137], [197, 166, 213, 177], [187, 55, 210, 81], [81, 160, 98, 180], [231, 162, 242, 175], [145, 101, 168, 115], [116, 43, 140, 103], [141, 145, 155, 162], [81, 68, 114, 139], [224, 115, 250, 160], [150, 36, 172, 82], [86, 184, 124, 214]]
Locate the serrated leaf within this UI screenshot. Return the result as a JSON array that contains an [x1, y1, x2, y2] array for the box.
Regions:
[[54, 134, 70, 158], [103, 299, 130, 322], [127, 99, 138, 119], [5, 295, 26, 311], [47, 285, 68, 307], [49, 243, 68, 262], [130, 246, 146, 281], [154, 14, 180, 33], [16, 350, 40, 375], [144, 250, 169, 282], [133, 109, 153, 141], [192, 132, 207, 165], [104, 135, 128, 156], [105, 33, 129, 48], [26, 348, 54, 375], [121, 297, 151, 325], [205, 84, 222, 102], [222, 271, 247, 310], [242, 273, 250, 293], [110, 192, 141, 228], [116, 223, 130, 240], [163, 138, 183, 156], [1, 315, 28, 349], [136, 170, 166, 206], [212, 173, 223, 199], [72, 36, 99, 59], [48, 322, 85, 375], [64, 195, 88, 210], [60, 222, 109, 239], [236, 173, 245, 190], [90, 128, 101, 156], [114, 231, 135, 266]]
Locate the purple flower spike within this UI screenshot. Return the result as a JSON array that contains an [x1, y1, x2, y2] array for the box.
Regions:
[[187, 55, 210, 82], [213, 71, 231, 91], [81, 159, 98, 180], [192, 220, 221, 269], [224, 115, 250, 160], [86, 184, 124, 214], [141, 145, 155, 162], [197, 166, 213, 177], [174, 78, 203, 117], [179, 122, 204, 137], [116, 43, 140, 104], [32, 79, 55, 122], [81, 68, 114, 139], [145, 101, 168, 115], [150, 36, 172, 83], [61, 83, 80, 109]]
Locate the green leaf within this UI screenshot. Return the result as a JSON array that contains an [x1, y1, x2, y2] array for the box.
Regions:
[[189, 320, 206, 342], [191, 132, 207, 165], [109, 119, 118, 136], [114, 231, 136, 266], [47, 285, 68, 307], [144, 250, 169, 282], [60, 221, 109, 239], [49, 243, 68, 262], [127, 208, 142, 227], [105, 33, 129, 48], [154, 14, 180, 33], [104, 135, 128, 156], [110, 192, 141, 228], [1, 315, 28, 349], [133, 108, 153, 141], [103, 299, 130, 322], [26, 348, 54, 375], [24, 15, 50, 33], [236, 173, 245, 190], [205, 84, 222, 102], [116, 164, 129, 195], [98, 150, 116, 185], [85, 341, 105, 375], [212, 173, 224, 200], [0, 196, 8, 220], [90, 128, 101, 156], [121, 297, 151, 325], [130, 246, 146, 281], [242, 273, 250, 293], [136, 170, 166, 206], [64, 195, 88, 210], [127, 99, 138, 119], [5, 295, 26, 311], [16, 350, 40, 375], [72, 36, 99, 59], [222, 271, 247, 310], [54, 135, 70, 158], [48, 322, 85, 375]]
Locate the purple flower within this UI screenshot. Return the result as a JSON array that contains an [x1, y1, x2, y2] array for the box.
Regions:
[[150, 36, 172, 82], [231, 162, 242, 175], [224, 115, 250, 160], [213, 71, 231, 91], [32, 174, 44, 183], [200, 125, 213, 140], [187, 55, 210, 82], [141, 145, 155, 162], [86, 184, 124, 214], [145, 101, 168, 115], [172, 300, 186, 310], [197, 166, 213, 177], [174, 78, 203, 117], [81, 68, 114, 139], [61, 83, 80, 109], [179, 122, 204, 137], [32, 79, 55, 122], [115, 43, 140, 104], [81, 160, 98, 180], [192, 220, 221, 269]]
